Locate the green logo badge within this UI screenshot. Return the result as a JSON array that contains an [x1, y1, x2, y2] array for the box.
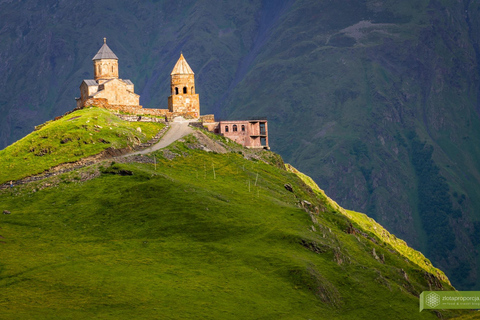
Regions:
[[425, 292, 441, 308], [420, 291, 480, 312]]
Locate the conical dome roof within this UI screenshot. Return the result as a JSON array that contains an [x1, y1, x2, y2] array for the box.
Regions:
[[171, 53, 194, 75], [92, 38, 118, 60]]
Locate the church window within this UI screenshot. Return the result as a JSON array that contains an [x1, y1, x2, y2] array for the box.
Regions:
[[233, 125, 237, 132], [241, 125, 245, 132], [183, 87, 187, 94], [225, 126, 229, 132], [191, 86, 194, 94], [175, 87, 179, 95]]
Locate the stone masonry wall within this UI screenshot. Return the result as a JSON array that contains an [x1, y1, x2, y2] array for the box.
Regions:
[[94, 79, 140, 106], [114, 114, 166, 123], [81, 98, 200, 122], [83, 98, 169, 117], [168, 94, 200, 115], [200, 114, 215, 123]]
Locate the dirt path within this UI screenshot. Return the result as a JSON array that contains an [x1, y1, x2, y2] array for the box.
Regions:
[[126, 117, 194, 156], [0, 118, 196, 189]]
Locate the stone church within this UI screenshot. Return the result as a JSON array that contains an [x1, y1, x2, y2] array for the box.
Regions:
[[75, 39, 268, 149], [76, 38, 140, 109]]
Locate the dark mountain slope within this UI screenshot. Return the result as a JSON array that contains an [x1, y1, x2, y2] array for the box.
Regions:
[[221, 0, 480, 289]]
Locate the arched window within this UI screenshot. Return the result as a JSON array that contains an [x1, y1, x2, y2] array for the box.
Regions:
[[175, 87, 179, 95], [241, 125, 245, 132], [233, 125, 238, 132], [183, 87, 187, 94], [191, 86, 194, 94], [225, 126, 229, 132], [111, 66, 114, 72]]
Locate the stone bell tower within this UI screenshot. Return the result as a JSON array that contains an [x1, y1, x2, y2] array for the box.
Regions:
[[93, 38, 119, 83], [168, 53, 200, 117]]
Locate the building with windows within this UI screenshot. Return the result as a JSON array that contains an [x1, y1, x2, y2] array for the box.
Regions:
[[75, 38, 269, 150], [210, 119, 269, 149]]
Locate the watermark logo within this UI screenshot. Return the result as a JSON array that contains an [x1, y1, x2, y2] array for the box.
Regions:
[[425, 292, 441, 308], [420, 291, 480, 312]]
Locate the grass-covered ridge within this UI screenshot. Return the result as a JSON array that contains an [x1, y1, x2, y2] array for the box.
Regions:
[[0, 107, 164, 184], [285, 164, 449, 283], [0, 130, 473, 319]]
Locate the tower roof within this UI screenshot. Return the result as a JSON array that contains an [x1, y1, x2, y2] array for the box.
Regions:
[[92, 38, 118, 60], [171, 53, 194, 75]]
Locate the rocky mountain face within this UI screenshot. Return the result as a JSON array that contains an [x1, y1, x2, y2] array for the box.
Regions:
[[1, 0, 479, 289]]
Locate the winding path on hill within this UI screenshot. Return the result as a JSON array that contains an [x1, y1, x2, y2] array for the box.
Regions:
[[125, 116, 194, 156], [0, 117, 196, 190]]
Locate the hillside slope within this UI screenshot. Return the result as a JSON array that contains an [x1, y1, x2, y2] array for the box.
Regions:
[[0, 111, 473, 319], [1, 0, 480, 290], [0, 107, 164, 184], [220, 0, 480, 290]]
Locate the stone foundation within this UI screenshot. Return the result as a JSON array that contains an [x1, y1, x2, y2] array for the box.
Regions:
[[114, 114, 166, 123], [79, 98, 201, 122], [82, 98, 169, 117], [200, 114, 215, 123]]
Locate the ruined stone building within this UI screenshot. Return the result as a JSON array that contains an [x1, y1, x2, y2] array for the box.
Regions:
[[75, 39, 268, 149]]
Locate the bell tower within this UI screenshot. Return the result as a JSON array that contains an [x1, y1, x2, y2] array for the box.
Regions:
[[168, 53, 200, 116], [93, 38, 119, 83]]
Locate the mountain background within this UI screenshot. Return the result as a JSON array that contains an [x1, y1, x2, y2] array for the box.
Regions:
[[1, 0, 480, 289]]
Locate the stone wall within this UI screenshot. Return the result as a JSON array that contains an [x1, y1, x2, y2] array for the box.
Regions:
[[200, 114, 215, 123], [94, 79, 140, 106], [114, 114, 166, 123], [74, 98, 204, 123], [164, 111, 199, 122], [168, 94, 200, 116], [82, 98, 169, 117]]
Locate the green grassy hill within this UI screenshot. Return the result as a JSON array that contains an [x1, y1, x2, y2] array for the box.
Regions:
[[0, 107, 164, 184], [2, 0, 480, 290], [0, 109, 474, 319]]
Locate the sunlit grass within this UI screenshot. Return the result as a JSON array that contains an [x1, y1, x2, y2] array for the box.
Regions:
[[0, 107, 164, 184]]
